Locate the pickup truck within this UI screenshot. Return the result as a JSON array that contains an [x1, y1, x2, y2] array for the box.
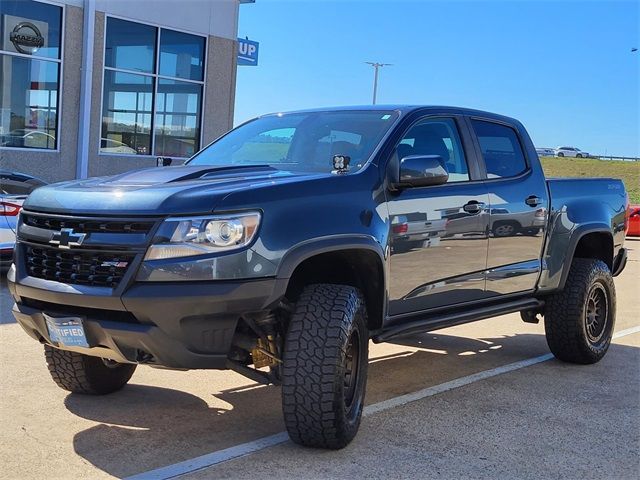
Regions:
[[7, 106, 629, 449], [390, 213, 448, 252]]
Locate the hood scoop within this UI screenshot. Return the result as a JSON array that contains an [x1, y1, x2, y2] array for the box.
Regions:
[[102, 164, 278, 186], [196, 165, 278, 181]]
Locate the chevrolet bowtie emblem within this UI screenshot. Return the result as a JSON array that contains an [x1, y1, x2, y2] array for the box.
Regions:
[[50, 228, 86, 249]]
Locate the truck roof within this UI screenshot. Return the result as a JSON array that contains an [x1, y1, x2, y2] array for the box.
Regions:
[[259, 105, 521, 125]]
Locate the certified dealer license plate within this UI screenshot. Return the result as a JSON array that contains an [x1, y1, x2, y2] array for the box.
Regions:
[[44, 314, 89, 348]]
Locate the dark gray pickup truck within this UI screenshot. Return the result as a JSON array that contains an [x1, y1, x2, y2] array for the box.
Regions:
[[7, 106, 629, 448]]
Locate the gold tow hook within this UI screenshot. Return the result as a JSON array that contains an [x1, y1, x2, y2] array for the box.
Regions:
[[252, 335, 281, 369]]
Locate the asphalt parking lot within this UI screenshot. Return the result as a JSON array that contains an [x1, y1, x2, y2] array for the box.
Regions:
[[1, 241, 638, 480]]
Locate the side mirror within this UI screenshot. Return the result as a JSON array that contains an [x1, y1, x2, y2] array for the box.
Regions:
[[393, 155, 449, 189], [157, 156, 172, 167]]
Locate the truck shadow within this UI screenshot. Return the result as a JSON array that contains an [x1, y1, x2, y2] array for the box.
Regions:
[[66, 331, 558, 477]]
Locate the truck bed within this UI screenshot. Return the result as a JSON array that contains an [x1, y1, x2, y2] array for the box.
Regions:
[[535, 176, 628, 293], [547, 176, 627, 242]]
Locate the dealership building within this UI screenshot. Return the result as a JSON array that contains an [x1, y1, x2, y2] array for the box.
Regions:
[[1, 0, 248, 182]]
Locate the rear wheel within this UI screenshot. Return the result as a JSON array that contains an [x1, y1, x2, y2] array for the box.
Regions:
[[544, 258, 615, 364], [492, 221, 518, 237], [282, 284, 369, 449], [44, 345, 136, 394]]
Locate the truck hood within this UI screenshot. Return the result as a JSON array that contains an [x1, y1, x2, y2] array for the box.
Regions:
[[24, 165, 325, 216]]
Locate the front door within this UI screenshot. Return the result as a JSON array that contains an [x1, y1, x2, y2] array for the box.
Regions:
[[386, 116, 490, 316]]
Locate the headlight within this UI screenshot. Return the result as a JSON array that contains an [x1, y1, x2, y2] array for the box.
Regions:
[[145, 212, 261, 260]]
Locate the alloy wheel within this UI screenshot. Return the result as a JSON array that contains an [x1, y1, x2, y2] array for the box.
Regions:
[[585, 282, 608, 344], [343, 329, 360, 411]]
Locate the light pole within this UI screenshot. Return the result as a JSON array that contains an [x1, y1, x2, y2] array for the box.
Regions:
[[365, 62, 392, 105]]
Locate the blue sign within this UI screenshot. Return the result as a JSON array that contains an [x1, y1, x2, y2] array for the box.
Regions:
[[238, 38, 259, 66]]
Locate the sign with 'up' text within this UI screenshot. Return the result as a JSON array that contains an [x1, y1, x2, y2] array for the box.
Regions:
[[238, 38, 259, 66]]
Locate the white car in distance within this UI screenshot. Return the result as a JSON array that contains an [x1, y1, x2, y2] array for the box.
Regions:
[[555, 146, 589, 158], [535, 147, 555, 157]]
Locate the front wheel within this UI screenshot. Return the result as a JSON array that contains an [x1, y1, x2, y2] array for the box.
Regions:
[[557, 152, 564, 157], [543, 258, 616, 364], [44, 345, 137, 394], [282, 284, 369, 449]]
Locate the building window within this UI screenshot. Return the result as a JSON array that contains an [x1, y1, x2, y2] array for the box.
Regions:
[[101, 17, 205, 158], [0, 0, 62, 150]]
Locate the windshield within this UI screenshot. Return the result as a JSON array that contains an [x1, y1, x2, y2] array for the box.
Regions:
[[188, 110, 399, 173]]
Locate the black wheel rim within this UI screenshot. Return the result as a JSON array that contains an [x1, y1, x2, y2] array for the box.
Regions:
[[585, 283, 608, 344], [343, 329, 360, 410]]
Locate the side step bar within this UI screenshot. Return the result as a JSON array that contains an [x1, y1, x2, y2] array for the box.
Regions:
[[374, 298, 544, 343]]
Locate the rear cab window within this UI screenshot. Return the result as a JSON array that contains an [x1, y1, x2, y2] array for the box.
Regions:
[[471, 120, 528, 178]]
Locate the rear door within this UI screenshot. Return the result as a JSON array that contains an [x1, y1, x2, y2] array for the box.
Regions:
[[386, 115, 490, 316], [468, 117, 549, 296]]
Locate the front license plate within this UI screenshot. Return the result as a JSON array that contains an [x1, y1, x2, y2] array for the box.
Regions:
[[44, 314, 89, 348]]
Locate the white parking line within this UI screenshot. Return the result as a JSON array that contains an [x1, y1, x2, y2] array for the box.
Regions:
[[125, 325, 640, 480], [612, 325, 640, 339], [126, 432, 291, 480]]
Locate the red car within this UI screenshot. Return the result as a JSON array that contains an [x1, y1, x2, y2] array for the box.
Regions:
[[628, 205, 640, 237]]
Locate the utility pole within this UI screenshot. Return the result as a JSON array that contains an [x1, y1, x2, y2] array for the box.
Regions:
[[365, 62, 392, 105]]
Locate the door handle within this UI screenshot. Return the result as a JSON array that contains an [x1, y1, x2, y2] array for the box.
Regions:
[[525, 195, 542, 207], [463, 201, 485, 214]]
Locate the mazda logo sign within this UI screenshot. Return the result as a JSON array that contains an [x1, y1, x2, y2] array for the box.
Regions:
[[10, 22, 45, 55]]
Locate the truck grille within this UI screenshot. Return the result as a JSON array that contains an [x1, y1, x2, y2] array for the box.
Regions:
[[21, 213, 154, 234], [25, 245, 135, 288]]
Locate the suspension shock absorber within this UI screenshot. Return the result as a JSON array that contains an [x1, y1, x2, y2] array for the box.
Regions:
[[253, 312, 281, 369]]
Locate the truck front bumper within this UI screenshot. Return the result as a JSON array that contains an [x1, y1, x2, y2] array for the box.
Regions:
[[8, 274, 284, 369]]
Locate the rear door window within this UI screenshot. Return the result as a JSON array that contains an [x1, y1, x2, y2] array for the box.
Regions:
[[471, 120, 527, 178]]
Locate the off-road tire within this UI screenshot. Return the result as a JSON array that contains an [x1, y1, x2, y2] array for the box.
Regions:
[[282, 284, 369, 449], [544, 258, 615, 364], [44, 345, 136, 394]]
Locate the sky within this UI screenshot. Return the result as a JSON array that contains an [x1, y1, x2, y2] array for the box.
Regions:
[[234, 0, 640, 157]]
